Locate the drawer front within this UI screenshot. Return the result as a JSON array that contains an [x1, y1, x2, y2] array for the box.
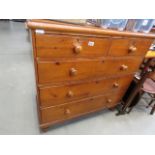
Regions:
[[39, 75, 133, 107], [35, 34, 110, 58], [37, 57, 142, 84], [40, 91, 123, 124], [108, 38, 153, 57]]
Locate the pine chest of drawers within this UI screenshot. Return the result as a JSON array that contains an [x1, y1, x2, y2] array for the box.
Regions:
[[27, 20, 155, 130]]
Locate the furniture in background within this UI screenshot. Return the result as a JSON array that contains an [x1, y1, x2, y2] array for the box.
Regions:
[[27, 20, 155, 131], [87, 19, 155, 33], [118, 56, 155, 115]]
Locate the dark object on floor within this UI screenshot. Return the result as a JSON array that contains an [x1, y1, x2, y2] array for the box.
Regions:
[[122, 80, 141, 113], [12, 19, 26, 22], [117, 58, 155, 115]]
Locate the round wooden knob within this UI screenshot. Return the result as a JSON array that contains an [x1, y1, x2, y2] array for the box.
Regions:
[[107, 99, 112, 103], [113, 82, 119, 88], [67, 91, 74, 97], [74, 45, 82, 54], [65, 108, 71, 115], [120, 64, 128, 71], [129, 45, 137, 53], [69, 68, 77, 76]]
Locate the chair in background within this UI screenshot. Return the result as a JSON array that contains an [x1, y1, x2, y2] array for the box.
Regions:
[[140, 74, 155, 114], [119, 58, 155, 115]]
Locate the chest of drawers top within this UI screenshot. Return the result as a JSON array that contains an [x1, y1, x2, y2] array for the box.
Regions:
[[27, 20, 155, 38], [28, 20, 154, 61]]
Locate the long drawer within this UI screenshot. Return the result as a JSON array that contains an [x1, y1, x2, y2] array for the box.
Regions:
[[36, 34, 110, 58], [37, 57, 142, 84], [39, 75, 133, 107], [40, 90, 124, 125]]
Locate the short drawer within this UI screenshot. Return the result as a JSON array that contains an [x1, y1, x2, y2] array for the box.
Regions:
[[37, 57, 142, 84], [40, 91, 123, 124], [39, 75, 133, 107], [108, 38, 153, 57], [35, 34, 110, 58]]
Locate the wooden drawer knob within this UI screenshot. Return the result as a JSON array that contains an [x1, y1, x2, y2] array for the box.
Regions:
[[129, 45, 137, 53], [70, 68, 77, 76], [67, 91, 74, 97], [65, 108, 71, 115], [120, 64, 128, 71], [74, 45, 82, 54], [107, 99, 112, 103], [113, 82, 119, 88]]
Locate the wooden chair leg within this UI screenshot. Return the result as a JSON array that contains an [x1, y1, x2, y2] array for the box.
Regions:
[[140, 90, 144, 96], [146, 99, 154, 108], [127, 106, 134, 114], [150, 104, 155, 115]]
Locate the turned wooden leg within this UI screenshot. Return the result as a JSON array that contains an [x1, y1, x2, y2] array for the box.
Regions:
[[41, 127, 49, 132], [108, 107, 115, 111], [150, 104, 155, 115], [146, 99, 154, 108]]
